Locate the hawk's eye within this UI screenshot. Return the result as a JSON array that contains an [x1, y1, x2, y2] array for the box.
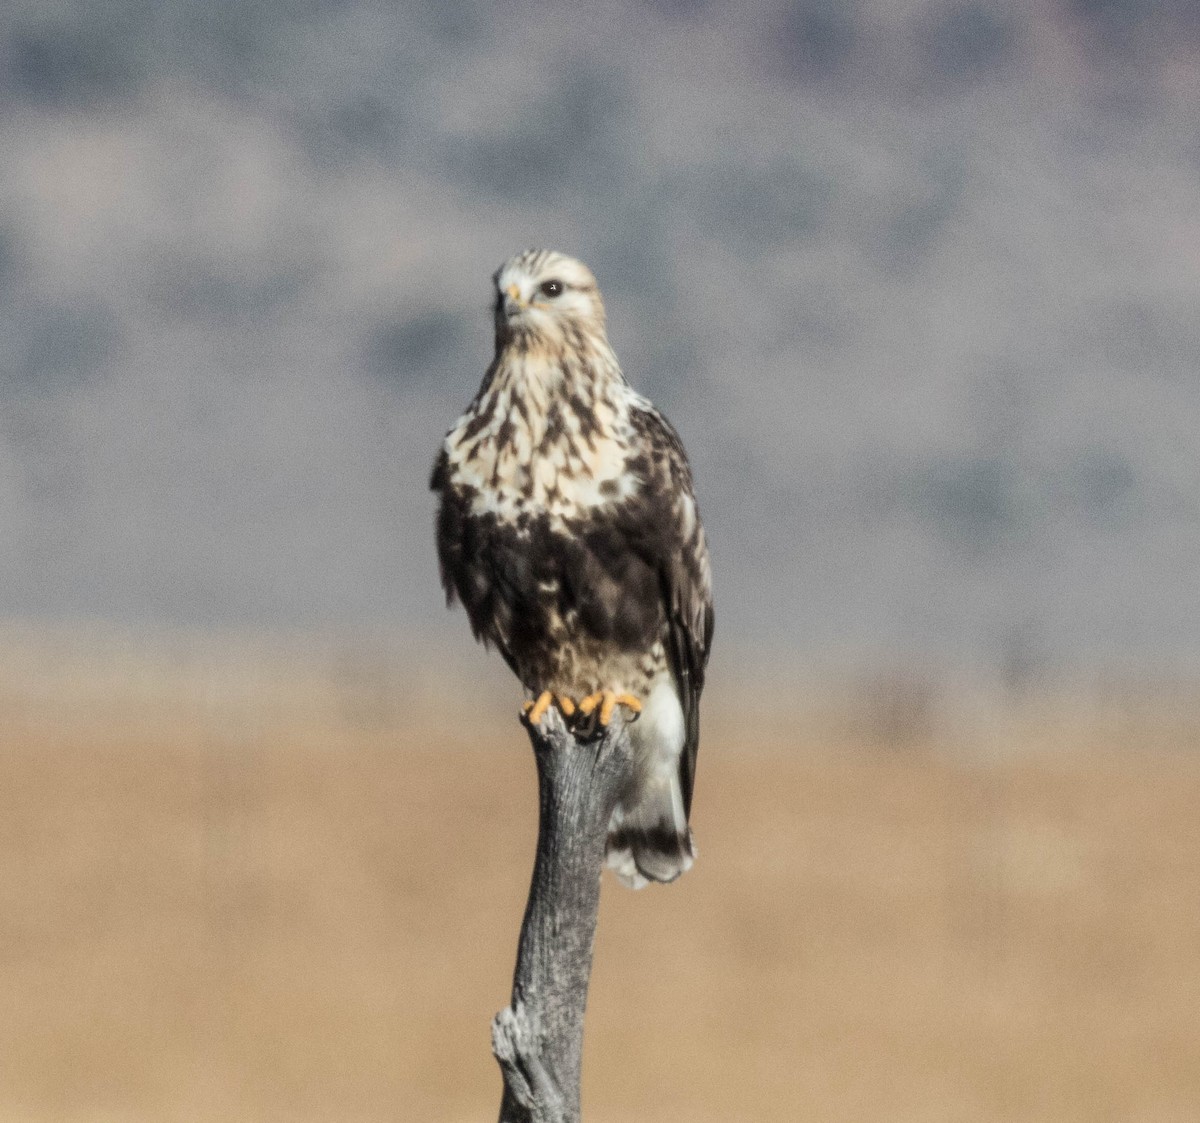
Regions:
[[539, 279, 563, 298]]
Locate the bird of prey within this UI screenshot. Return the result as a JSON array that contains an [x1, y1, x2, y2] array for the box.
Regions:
[[430, 249, 713, 888]]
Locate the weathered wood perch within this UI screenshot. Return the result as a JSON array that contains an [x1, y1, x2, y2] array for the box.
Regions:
[[492, 707, 634, 1123]]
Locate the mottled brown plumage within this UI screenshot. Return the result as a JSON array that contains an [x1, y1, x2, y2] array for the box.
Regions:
[[431, 249, 713, 887]]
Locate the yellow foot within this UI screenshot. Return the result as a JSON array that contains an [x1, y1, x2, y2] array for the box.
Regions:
[[522, 691, 578, 724], [577, 690, 643, 726]]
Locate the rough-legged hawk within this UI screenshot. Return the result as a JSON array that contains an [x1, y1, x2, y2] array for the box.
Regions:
[[430, 249, 714, 888]]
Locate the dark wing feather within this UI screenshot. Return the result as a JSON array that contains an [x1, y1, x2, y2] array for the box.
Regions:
[[628, 405, 714, 820], [430, 445, 524, 678], [430, 448, 456, 603]]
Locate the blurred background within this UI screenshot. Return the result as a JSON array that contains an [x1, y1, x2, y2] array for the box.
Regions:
[[3, 0, 1199, 1119]]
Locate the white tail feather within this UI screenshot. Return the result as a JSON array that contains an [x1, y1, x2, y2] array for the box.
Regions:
[[605, 771, 694, 889]]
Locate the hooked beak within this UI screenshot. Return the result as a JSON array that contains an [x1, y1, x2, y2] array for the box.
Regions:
[[503, 283, 526, 319]]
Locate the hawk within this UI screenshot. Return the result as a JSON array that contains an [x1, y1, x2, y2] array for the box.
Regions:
[[430, 249, 714, 888]]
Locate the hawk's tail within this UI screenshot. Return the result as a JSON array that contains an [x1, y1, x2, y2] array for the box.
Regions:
[[604, 772, 695, 889]]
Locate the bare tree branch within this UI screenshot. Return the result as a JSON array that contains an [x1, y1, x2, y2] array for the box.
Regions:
[[493, 707, 634, 1123]]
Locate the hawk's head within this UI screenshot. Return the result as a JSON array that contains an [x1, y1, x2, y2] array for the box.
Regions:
[[492, 249, 606, 353]]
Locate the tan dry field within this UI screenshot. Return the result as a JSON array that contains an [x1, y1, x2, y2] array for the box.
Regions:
[[2, 626, 1200, 1121]]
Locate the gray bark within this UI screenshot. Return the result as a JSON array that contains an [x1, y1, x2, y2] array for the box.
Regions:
[[493, 707, 634, 1123]]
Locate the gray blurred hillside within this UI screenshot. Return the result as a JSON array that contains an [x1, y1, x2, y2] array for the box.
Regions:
[[2, 0, 1199, 678]]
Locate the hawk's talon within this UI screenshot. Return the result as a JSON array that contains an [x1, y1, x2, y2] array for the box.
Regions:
[[577, 692, 601, 715], [523, 691, 554, 725], [577, 690, 642, 727], [522, 691, 579, 725]]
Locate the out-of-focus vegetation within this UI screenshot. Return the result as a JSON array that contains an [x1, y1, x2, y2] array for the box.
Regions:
[[2, 0, 1199, 678]]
